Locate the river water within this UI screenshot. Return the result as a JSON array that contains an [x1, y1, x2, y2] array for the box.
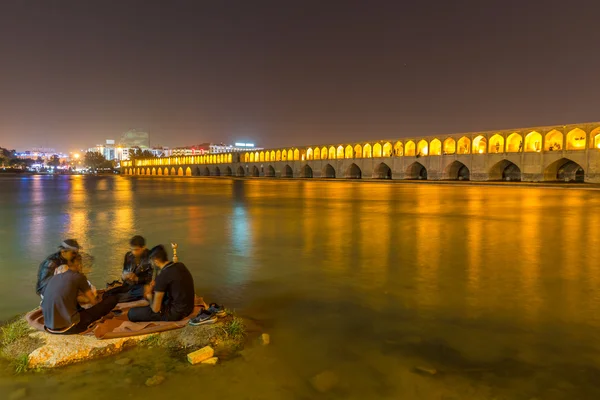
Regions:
[[1, 175, 600, 399]]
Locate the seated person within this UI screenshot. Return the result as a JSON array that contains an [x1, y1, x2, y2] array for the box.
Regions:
[[104, 235, 153, 303], [36, 239, 81, 298], [128, 244, 195, 322], [53, 254, 97, 305], [42, 256, 118, 334]]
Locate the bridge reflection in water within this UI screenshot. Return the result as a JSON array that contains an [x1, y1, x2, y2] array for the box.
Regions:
[[122, 121, 600, 182]]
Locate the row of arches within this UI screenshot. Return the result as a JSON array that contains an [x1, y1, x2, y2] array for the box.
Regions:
[[239, 127, 600, 163], [126, 158, 585, 182], [135, 153, 235, 167]]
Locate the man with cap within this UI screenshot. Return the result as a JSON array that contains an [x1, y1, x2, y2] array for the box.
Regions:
[[36, 239, 81, 298]]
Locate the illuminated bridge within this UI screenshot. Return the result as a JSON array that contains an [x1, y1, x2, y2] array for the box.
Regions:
[[121, 122, 600, 183]]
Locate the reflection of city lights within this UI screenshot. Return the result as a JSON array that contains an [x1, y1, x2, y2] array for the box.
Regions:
[[479, 149, 484, 154]]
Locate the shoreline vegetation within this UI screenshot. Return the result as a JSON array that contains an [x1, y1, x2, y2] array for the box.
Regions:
[[0, 310, 253, 374]]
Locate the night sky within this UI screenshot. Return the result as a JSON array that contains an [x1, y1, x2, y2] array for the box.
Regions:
[[1, 0, 599, 151]]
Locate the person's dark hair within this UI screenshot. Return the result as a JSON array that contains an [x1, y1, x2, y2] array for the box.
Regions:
[[130, 235, 146, 247], [149, 245, 169, 263], [59, 239, 80, 251]]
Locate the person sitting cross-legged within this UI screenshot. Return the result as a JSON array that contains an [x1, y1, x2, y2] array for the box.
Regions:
[[42, 257, 118, 334], [128, 245, 195, 322]]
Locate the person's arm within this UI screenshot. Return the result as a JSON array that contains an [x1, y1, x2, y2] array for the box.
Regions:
[[82, 289, 98, 305], [151, 291, 165, 313]]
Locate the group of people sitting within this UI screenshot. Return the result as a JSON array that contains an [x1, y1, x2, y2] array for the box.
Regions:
[[36, 236, 219, 335]]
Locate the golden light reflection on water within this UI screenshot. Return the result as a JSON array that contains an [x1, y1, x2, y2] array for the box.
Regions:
[[66, 176, 88, 246], [27, 175, 46, 248]]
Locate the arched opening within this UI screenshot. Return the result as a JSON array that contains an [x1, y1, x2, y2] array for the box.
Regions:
[[323, 164, 336, 178], [225, 166, 232, 176], [328, 146, 336, 160], [203, 167, 210, 176], [489, 160, 521, 181], [383, 142, 393, 157], [524, 131, 542, 152], [301, 164, 313, 178], [151, 168, 156, 175], [165, 168, 170, 176], [214, 166, 221, 176], [430, 139, 441, 156], [281, 150, 287, 161], [314, 147, 321, 160], [178, 167, 184, 176], [445, 161, 470, 180], [265, 151, 271, 162], [171, 167, 176, 176], [363, 144, 372, 158], [473, 135, 487, 154], [566, 128, 586, 150], [457, 137, 470, 154], [417, 140, 428, 156], [354, 144, 363, 158], [259, 152, 265, 162], [506, 133, 523, 152], [251, 166, 260, 177], [405, 162, 427, 180], [270, 151, 275, 161], [544, 129, 563, 151], [294, 149, 300, 160], [544, 158, 585, 182], [250, 153, 255, 162], [307, 148, 313, 160], [344, 145, 353, 159], [236, 166, 245, 177], [276, 150, 281, 161], [405, 141, 416, 156], [373, 143, 382, 157], [157, 168, 163, 176], [185, 167, 192, 176], [394, 141, 403, 156], [283, 165, 293, 178], [265, 165, 275, 177], [489, 134, 504, 153], [374, 163, 392, 179], [443, 138, 456, 155], [590, 127, 600, 149], [337, 145, 344, 159], [321, 147, 328, 160], [288, 150, 293, 161], [345, 163, 362, 179]]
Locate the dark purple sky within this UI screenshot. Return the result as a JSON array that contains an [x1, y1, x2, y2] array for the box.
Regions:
[[1, 0, 599, 151]]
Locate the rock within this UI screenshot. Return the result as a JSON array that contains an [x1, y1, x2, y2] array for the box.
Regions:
[[145, 374, 165, 387], [310, 370, 339, 393], [28, 331, 149, 369], [201, 357, 219, 365], [187, 346, 214, 365], [413, 366, 437, 375], [260, 333, 270, 345], [115, 357, 132, 365], [8, 388, 27, 400]]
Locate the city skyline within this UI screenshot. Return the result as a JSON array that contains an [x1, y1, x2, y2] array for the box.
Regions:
[[1, 1, 600, 150]]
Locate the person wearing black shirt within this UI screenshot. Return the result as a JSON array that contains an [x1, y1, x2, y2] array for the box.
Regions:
[[36, 239, 81, 297], [104, 235, 154, 303], [128, 244, 195, 322]]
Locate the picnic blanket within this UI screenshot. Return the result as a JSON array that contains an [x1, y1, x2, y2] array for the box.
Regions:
[[26, 296, 205, 339]]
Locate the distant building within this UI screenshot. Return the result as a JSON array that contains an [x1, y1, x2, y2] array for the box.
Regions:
[[170, 142, 261, 156], [119, 129, 150, 149], [87, 140, 116, 161]]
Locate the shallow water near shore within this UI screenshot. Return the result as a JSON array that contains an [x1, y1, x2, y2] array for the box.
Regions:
[[1, 175, 600, 399]]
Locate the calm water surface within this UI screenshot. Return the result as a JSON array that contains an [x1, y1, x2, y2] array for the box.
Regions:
[[1, 175, 600, 399]]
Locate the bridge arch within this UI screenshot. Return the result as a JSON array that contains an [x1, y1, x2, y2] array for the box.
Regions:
[[363, 144, 372, 158], [171, 167, 176, 176], [275, 150, 281, 161], [405, 141, 416, 156], [265, 165, 275, 177], [251, 166, 260, 177], [489, 160, 521, 181], [151, 168, 156, 175], [337, 145, 344, 159], [458, 136, 470, 154], [281, 150, 287, 161], [185, 167, 192, 176], [345, 145, 353, 159], [525, 131, 542, 152], [444, 160, 470, 180], [214, 166, 221, 176], [566, 127, 586, 150], [283, 165, 293, 178], [157, 168, 162, 176], [590, 127, 600, 148], [294, 149, 300, 160], [507, 132, 522, 152], [430, 139, 441, 156], [259, 151, 265, 162], [314, 147, 321, 160], [353, 144, 362, 158], [489, 134, 504, 153], [323, 164, 336, 178], [177, 167, 184, 176], [236, 166, 245, 177], [383, 142, 393, 157], [373, 143, 382, 157], [203, 167, 210, 176], [165, 167, 170, 175], [473, 135, 487, 154], [394, 141, 403, 156], [328, 146, 336, 159], [307, 148, 313, 160], [249, 153, 255, 162], [320, 146, 328, 160], [417, 140, 428, 156], [288, 149, 294, 161], [224, 166, 232, 176], [544, 129, 563, 151], [443, 138, 456, 154], [301, 164, 313, 178], [345, 163, 362, 179], [406, 162, 427, 180], [544, 158, 584, 182], [374, 162, 392, 179]]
